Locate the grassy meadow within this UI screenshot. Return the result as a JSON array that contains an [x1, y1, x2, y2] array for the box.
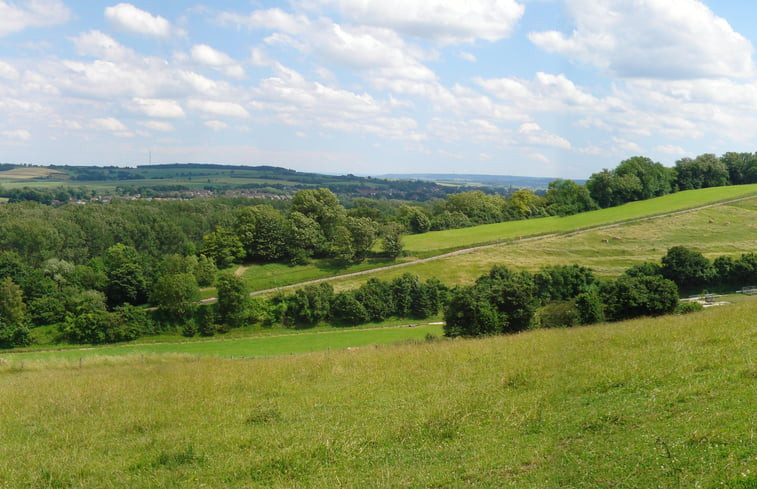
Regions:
[[2, 323, 443, 365], [321, 198, 757, 291], [1, 300, 754, 488], [400, 184, 757, 255], [238, 190, 757, 295]]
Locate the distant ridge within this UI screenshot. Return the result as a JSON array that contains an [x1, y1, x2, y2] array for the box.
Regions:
[[379, 173, 585, 189]]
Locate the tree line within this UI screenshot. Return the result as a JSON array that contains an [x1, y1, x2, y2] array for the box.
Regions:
[[5, 241, 755, 348]]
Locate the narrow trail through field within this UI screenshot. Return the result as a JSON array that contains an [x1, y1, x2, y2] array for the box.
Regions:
[[200, 194, 757, 303]]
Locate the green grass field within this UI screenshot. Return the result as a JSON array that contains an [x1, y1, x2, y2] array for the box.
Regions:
[[235, 186, 757, 295], [402, 184, 757, 255], [1, 300, 754, 488], [320, 198, 757, 291], [2, 324, 443, 365]]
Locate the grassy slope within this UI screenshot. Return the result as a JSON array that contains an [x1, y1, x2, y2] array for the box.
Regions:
[[323, 198, 757, 291], [401, 184, 757, 255], [239, 185, 757, 294], [1, 301, 754, 488], [3, 324, 442, 364]]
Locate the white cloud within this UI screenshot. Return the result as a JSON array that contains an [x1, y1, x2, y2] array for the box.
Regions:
[[204, 120, 228, 131], [219, 8, 440, 96], [0, 60, 19, 80], [529, 0, 754, 79], [140, 120, 174, 132], [316, 0, 525, 44], [71, 30, 136, 62], [131, 98, 185, 118], [518, 122, 571, 149], [460, 52, 476, 63], [191, 44, 245, 79], [105, 3, 172, 37], [0, 0, 70, 37], [1, 129, 31, 141], [655, 144, 688, 156], [477, 72, 610, 113], [188, 99, 250, 118], [92, 117, 128, 132]]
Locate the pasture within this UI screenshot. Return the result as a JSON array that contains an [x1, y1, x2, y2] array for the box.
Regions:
[[1, 323, 443, 366], [1, 299, 754, 488], [239, 187, 757, 295]]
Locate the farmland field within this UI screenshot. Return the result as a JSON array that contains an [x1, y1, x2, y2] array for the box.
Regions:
[[1, 299, 754, 488]]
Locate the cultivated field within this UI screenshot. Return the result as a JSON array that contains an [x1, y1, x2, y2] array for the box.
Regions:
[[1, 300, 754, 488]]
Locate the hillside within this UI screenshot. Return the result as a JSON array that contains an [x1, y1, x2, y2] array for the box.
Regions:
[[236, 185, 757, 294], [1, 300, 754, 488]]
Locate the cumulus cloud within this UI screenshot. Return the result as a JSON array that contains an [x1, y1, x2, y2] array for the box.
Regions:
[[529, 0, 754, 79], [315, 0, 525, 44], [218, 8, 439, 96], [0, 60, 19, 80], [131, 98, 185, 118], [105, 3, 173, 37], [0, 0, 70, 37], [191, 44, 245, 79], [140, 120, 174, 132], [71, 30, 136, 62], [518, 122, 571, 149], [1, 129, 31, 141], [91, 117, 128, 132], [204, 120, 228, 131], [188, 99, 250, 118]]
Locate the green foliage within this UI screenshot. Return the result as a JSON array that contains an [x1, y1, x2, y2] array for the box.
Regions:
[[330, 292, 369, 326], [600, 275, 679, 321], [194, 254, 217, 287], [533, 264, 597, 302], [150, 273, 199, 326], [544, 179, 597, 216], [661, 246, 713, 288], [199, 226, 245, 268], [587, 156, 674, 208], [104, 243, 148, 307], [282, 283, 333, 327], [379, 222, 404, 259], [444, 190, 504, 224], [397, 205, 431, 233], [675, 300, 704, 314], [0, 277, 30, 349], [235, 205, 291, 261], [574, 286, 604, 325], [345, 216, 378, 261], [290, 188, 344, 240], [444, 286, 500, 337], [675, 153, 729, 190], [215, 274, 248, 329], [535, 301, 579, 328]]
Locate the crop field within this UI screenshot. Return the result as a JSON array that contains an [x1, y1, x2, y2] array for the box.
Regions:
[[0, 167, 66, 181], [1, 299, 754, 488]]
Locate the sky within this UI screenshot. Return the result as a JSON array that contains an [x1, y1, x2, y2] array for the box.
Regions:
[[1, 1, 757, 178]]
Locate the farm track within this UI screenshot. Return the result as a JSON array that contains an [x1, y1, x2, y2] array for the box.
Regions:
[[196, 194, 757, 302]]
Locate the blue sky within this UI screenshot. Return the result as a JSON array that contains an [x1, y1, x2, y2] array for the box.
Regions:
[[1, 0, 756, 178]]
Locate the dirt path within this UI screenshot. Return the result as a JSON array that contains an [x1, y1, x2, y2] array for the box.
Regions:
[[200, 194, 757, 302]]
